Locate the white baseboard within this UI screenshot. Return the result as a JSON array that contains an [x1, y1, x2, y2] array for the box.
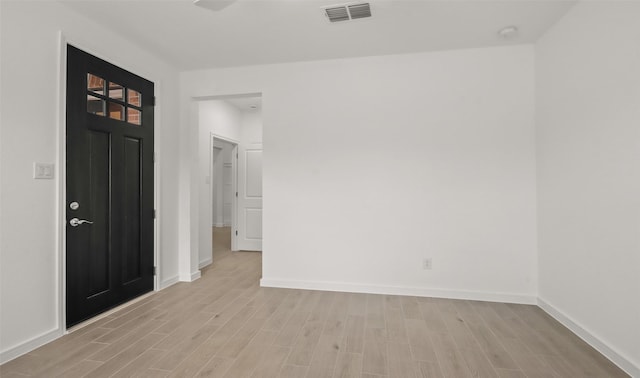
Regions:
[[260, 278, 536, 304], [213, 222, 225, 228], [0, 327, 63, 365], [199, 258, 212, 269], [179, 270, 201, 282], [159, 275, 179, 290], [537, 298, 639, 377]]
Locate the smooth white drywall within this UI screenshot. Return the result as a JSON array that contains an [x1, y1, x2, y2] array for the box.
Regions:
[[0, 1, 180, 362], [535, 2, 640, 375], [198, 101, 241, 267], [181, 45, 538, 303], [240, 109, 263, 146], [199, 101, 242, 142]]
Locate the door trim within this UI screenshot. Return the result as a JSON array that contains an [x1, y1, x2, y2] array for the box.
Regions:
[[56, 32, 162, 334]]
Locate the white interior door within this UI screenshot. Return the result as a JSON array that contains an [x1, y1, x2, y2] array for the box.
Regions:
[[237, 144, 262, 251]]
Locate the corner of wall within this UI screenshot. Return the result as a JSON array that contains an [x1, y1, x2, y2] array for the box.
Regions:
[[537, 297, 640, 377], [159, 275, 180, 290], [179, 270, 201, 283], [199, 257, 213, 269]]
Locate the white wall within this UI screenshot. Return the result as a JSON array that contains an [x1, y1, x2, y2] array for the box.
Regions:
[[181, 46, 538, 303], [198, 100, 241, 267], [0, 1, 181, 363], [199, 100, 242, 141], [535, 2, 640, 375], [240, 109, 263, 146]]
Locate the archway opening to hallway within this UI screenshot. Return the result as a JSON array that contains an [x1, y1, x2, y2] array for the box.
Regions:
[[197, 94, 263, 270]]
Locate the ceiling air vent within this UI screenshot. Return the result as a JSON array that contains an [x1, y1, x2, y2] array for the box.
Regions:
[[324, 3, 371, 23], [347, 3, 371, 20]]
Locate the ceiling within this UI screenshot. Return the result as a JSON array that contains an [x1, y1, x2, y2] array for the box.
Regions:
[[224, 96, 262, 111], [60, 0, 575, 70]]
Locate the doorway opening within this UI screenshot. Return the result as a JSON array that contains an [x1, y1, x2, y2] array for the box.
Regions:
[[210, 137, 236, 264], [197, 94, 263, 269]]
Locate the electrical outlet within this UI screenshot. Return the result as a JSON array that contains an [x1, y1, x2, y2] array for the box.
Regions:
[[423, 258, 432, 270]]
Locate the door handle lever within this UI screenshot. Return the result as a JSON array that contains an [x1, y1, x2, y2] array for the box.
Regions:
[[69, 218, 94, 227]]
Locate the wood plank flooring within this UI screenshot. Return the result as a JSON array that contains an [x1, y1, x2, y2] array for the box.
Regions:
[[0, 228, 629, 377]]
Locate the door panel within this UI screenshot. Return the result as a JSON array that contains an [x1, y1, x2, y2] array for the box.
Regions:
[[66, 45, 154, 327], [245, 150, 262, 197], [244, 208, 263, 240], [87, 131, 110, 297], [237, 145, 262, 251], [122, 137, 142, 284]]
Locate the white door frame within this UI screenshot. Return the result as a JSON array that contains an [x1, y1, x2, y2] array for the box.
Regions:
[[210, 133, 239, 251]]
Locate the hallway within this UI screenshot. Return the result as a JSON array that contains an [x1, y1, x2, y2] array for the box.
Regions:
[[212, 226, 233, 262]]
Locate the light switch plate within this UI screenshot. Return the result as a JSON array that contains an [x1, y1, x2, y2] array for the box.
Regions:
[[34, 163, 55, 179]]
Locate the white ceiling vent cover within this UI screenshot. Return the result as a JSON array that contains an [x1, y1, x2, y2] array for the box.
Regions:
[[324, 3, 372, 23]]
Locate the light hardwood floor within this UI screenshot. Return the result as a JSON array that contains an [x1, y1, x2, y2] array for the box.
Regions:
[[212, 227, 233, 262], [0, 229, 629, 377]]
